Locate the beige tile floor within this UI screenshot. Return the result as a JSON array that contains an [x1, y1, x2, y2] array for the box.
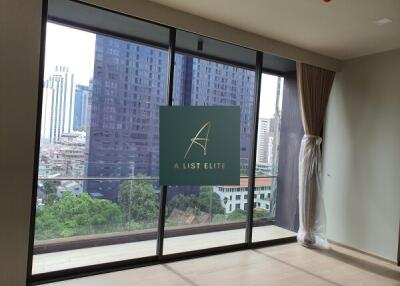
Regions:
[[33, 225, 295, 274], [44, 242, 400, 286]]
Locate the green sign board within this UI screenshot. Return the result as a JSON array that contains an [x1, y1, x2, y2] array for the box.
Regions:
[[160, 106, 240, 186]]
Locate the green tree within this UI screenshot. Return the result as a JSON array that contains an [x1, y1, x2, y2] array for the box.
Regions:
[[118, 178, 158, 224], [168, 193, 198, 213], [43, 181, 58, 205], [254, 208, 270, 219], [197, 187, 225, 216], [34, 208, 63, 240], [227, 209, 246, 221], [35, 192, 123, 240]]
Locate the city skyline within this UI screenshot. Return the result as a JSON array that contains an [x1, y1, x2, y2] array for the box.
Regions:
[[41, 66, 75, 144], [39, 23, 283, 205]]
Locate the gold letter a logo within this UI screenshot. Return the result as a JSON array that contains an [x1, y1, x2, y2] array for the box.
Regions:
[[184, 121, 211, 159]]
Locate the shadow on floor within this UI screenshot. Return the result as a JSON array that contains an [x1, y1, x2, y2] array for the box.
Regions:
[[162, 264, 201, 286], [316, 248, 400, 281], [252, 249, 342, 285]]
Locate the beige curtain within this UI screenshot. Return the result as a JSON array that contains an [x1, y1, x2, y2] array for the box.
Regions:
[[296, 62, 335, 248]]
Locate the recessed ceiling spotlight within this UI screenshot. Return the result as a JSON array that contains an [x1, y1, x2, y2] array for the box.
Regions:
[[374, 18, 393, 26]]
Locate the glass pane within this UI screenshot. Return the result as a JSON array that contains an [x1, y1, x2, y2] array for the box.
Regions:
[[164, 35, 257, 254], [256, 74, 283, 178], [252, 73, 294, 242], [33, 178, 159, 273], [34, 3, 169, 272], [163, 186, 248, 254]]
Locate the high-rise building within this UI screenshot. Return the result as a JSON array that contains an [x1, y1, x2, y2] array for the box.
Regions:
[[86, 36, 255, 200], [256, 115, 282, 176], [85, 36, 168, 200], [256, 118, 273, 165], [174, 55, 255, 162], [73, 84, 91, 131], [41, 66, 75, 144], [256, 75, 282, 171]]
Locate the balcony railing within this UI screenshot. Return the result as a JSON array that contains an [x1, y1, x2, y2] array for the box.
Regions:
[[34, 176, 278, 254], [33, 217, 275, 254]]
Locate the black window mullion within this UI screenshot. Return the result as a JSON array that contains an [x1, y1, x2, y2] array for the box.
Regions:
[[245, 51, 263, 245], [27, 0, 49, 280], [156, 28, 176, 258]]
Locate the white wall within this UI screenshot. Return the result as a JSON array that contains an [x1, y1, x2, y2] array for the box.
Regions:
[[323, 49, 400, 262], [0, 0, 43, 285], [82, 0, 340, 72]]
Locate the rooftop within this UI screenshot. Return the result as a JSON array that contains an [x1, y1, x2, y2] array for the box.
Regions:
[[217, 177, 273, 188]]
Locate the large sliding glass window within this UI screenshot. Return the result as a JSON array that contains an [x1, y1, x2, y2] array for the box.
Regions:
[[251, 73, 293, 242], [30, 0, 297, 280], [33, 1, 170, 273], [163, 30, 257, 253], [250, 54, 297, 242]]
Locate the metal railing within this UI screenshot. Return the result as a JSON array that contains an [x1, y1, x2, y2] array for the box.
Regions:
[[35, 175, 278, 253]]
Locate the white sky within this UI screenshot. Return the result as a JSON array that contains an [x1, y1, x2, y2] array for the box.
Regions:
[[44, 23, 280, 118], [259, 74, 282, 119], [44, 23, 95, 86]]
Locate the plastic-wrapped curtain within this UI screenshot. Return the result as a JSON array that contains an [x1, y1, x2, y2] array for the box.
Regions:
[[296, 62, 335, 249]]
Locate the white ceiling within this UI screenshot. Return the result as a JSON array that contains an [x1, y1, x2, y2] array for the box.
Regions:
[[148, 0, 400, 60]]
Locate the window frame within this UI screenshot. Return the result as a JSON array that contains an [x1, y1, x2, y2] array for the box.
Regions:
[[27, 0, 295, 284]]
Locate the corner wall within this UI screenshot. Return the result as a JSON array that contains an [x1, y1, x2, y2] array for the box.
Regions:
[[323, 49, 400, 262], [0, 0, 43, 285], [276, 72, 302, 231]]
